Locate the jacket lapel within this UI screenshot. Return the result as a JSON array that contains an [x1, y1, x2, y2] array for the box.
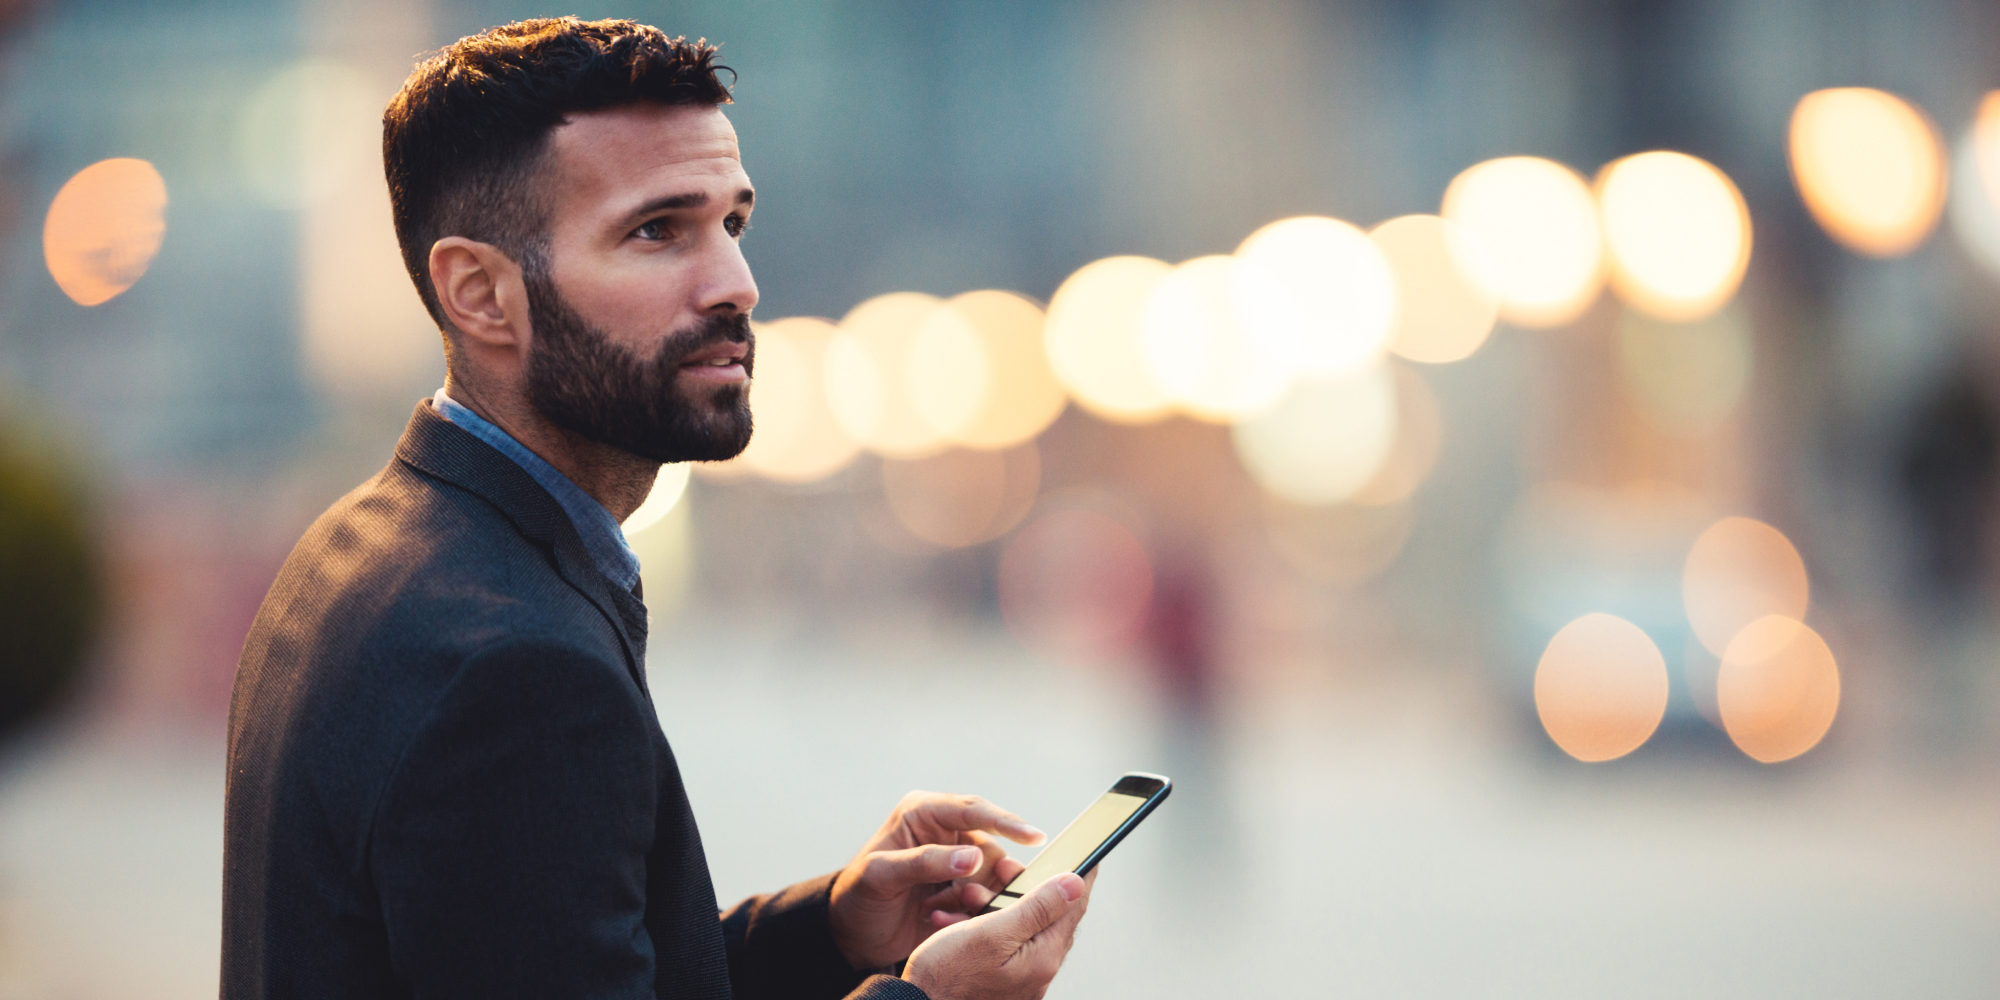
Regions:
[[391, 403, 650, 690]]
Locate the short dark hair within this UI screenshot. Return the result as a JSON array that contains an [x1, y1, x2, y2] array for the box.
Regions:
[[383, 18, 733, 330]]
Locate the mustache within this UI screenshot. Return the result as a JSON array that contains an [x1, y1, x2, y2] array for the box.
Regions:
[[657, 311, 754, 374]]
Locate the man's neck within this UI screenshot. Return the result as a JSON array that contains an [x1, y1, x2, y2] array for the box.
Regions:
[[441, 374, 660, 522]]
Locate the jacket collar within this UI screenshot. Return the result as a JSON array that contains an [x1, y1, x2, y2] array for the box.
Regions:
[[393, 402, 651, 689]]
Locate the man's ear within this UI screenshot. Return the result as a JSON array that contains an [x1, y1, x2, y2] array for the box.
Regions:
[[429, 237, 531, 355]]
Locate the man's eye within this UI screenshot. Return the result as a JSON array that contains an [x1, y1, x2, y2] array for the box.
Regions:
[[634, 220, 668, 241], [725, 214, 749, 239]]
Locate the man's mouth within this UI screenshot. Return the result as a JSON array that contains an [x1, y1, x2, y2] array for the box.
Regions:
[[677, 340, 750, 384]]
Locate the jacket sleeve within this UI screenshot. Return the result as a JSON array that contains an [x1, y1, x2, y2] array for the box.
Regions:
[[369, 639, 659, 999], [720, 874, 929, 1000]]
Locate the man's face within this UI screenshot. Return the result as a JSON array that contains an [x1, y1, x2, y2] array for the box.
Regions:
[[524, 102, 759, 463]]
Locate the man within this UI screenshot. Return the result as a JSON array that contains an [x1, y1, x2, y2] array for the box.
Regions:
[[223, 18, 1093, 1000]]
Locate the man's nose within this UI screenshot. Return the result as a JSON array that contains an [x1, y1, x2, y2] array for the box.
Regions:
[[696, 237, 759, 317]]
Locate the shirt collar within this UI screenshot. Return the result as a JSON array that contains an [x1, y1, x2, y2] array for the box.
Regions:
[[430, 388, 643, 593]]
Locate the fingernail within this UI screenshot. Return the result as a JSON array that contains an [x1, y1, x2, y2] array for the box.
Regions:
[[952, 846, 980, 872], [1057, 874, 1084, 901]]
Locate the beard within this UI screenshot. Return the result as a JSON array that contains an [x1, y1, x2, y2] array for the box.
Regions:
[[521, 268, 755, 464]]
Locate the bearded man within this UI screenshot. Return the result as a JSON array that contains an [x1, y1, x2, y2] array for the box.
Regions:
[[223, 18, 1092, 1000]]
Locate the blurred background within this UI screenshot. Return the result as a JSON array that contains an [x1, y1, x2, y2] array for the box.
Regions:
[[4, 0, 2000, 995]]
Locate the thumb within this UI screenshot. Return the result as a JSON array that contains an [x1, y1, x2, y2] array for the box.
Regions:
[[991, 872, 1085, 945], [861, 844, 985, 893]]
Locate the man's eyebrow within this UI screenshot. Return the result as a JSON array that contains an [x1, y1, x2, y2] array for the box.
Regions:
[[622, 188, 755, 225]]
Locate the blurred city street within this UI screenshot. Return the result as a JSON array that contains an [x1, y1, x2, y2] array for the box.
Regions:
[[3, 614, 1997, 997]]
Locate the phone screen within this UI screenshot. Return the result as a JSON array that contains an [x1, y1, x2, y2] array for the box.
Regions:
[[985, 788, 1151, 910]]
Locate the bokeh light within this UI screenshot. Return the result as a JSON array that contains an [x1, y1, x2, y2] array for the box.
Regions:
[[1370, 214, 1500, 364], [1974, 91, 2000, 213], [1231, 365, 1397, 505], [1718, 615, 1840, 763], [1441, 156, 1604, 327], [1348, 363, 1444, 505], [1142, 255, 1298, 423], [732, 317, 862, 484], [932, 291, 1067, 450], [905, 300, 990, 441], [1596, 151, 1752, 321], [43, 158, 168, 307], [1534, 612, 1670, 762], [292, 59, 442, 401], [629, 488, 694, 614], [624, 462, 692, 534], [1789, 87, 1946, 257], [1947, 94, 2000, 279], [1615, 306, 1752, 435], [236, 59, 379, 209], [825, 292, 952, 458], [998, 507, 1153, 665], [1043, 256, 1177, 424], [1235, 216, 1397, 376], [881, 442, 1039, 548], [1261, 497, 1415, 585], [1683, 516, 1809, 657]]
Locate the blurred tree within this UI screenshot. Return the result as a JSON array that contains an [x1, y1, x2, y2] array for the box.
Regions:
[[0, 429, 101, 739]]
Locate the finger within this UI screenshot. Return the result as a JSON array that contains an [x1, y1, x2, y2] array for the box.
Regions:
[[929, 909, 971, 929], [959, 856, 1027, 911], [956, 879, 996, 912], [1051, 867, 1098, 942], [991, 872, 1085, 947], [967, 833, 1013, 889], [987, 857, 1027, 889], [919, 884, 964, 914], [908, 793, 1046, 845], [860, 843, 985, 895], [1026, 868, 1096, 959]]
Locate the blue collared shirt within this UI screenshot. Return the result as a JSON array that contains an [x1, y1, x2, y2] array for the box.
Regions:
[[431, 388, 643, 593]]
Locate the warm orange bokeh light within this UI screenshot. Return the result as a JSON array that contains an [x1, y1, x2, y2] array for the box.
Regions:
[[1534, 613, 1670, 762], [905, 301, 990, 442], [1235, 215, 1397, 376], [1597, 151, 1752, 321], [1975, 92, 2000, 219], [1370, 214, 1499, 364], [825, 293, 953, 458], [1044, 256, 1176, 424], [1952, 92, 2000, 277], [881, 442, 1039, 548], [1683, 516, 1809, 657], [624, 463, 692, 534], [1718, 615, 1840, 763], [1789, 87, 1946, 257], [934, 290, 1066, 450], [1231, 364, 1398, 506], [998, 508, 1153, 665], [731, 317, 862, 484], [1442, 156, 1604, 328], [44, 158, 168, 307], [1142, 255, 1296, 423], [1349, 363, 1444, 505]]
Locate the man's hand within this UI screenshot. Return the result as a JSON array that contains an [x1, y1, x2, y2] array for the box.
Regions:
[[828, 791, 1045, 970], [901, 870, 1094, 1000]]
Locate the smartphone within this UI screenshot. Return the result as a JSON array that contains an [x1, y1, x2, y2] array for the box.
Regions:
[[980, 772, 1171, 913]]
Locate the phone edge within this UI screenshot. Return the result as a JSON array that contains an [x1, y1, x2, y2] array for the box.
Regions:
[[976, 772, 1172, 915]]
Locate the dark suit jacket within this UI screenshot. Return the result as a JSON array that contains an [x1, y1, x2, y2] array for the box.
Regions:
[[224, 404, 923, 1000]]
